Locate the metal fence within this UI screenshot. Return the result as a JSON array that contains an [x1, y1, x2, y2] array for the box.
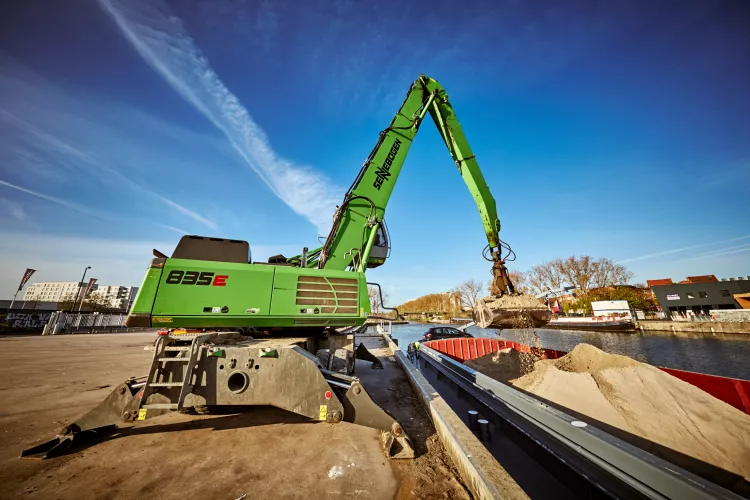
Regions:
[[43, 312, 127, 335]]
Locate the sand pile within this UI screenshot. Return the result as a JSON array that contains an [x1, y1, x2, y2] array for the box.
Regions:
[[465, 348, 540, 382], [474, 295, 552, 328], [471, 344, 750, 491], [478, 294, 547, 309]]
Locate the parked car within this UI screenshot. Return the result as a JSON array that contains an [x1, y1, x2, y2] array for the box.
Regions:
[[422, 326, 473, 341]]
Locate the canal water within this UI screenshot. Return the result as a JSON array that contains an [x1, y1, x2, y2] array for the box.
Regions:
[[387, 323, 750, 380]]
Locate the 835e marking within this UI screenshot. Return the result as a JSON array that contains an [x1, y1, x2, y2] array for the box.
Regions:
[[165, 270, 228, 286]]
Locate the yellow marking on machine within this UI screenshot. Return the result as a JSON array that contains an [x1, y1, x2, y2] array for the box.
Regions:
[[319, 405, 327, 420], [137, 409, 147, 421], [153, 317, 173, 323]]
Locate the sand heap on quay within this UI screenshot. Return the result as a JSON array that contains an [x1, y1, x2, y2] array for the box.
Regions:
[[466, 344, 750, 492]]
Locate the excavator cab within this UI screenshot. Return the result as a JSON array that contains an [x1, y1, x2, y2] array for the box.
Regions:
[[367, 221, 390, 268]]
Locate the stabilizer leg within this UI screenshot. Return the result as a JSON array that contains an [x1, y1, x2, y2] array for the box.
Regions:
[[20, 379, 144, 459], [355, 342, 384, 369], [325, 372, 414, 459]]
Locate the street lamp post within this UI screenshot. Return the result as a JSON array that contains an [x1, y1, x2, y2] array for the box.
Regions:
[[76, 266, 91, 312]]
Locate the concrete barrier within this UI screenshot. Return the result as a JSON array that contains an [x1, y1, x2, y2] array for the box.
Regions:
[[381, 333, 527, 500], [639, 320, 750, 334], [709, 310, 750, 323]]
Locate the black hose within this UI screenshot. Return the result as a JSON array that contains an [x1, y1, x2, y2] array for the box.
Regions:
[[320, 195, 377, 268]]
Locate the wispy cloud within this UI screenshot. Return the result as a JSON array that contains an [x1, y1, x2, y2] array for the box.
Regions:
[[156, 223, 189, 235], [157, 197, 217, 232], [0, 197, 29, 221], [674, 243, 750, 263], [0, 179, 111, 221], [98, 0, 341, 235], [617, 235, 750, 264], [0, 108, 218, 232]]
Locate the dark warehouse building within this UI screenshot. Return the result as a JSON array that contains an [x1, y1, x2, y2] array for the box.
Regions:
[[648, 275, 750, 319]]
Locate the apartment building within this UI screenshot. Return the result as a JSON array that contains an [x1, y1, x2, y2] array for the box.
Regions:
[[89, 285, 139, 311], [23, 282, 139, 311], [23, 282, 85, 303]]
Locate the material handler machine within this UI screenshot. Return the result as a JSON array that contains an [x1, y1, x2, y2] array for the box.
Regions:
[[21, 75, 550, 461]]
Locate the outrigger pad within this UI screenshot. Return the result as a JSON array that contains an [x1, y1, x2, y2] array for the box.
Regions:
[[20, 425, 118, 460], [341, 379, 414, 459], [355, 343, 384, 369], [20, 381, 142, 460]]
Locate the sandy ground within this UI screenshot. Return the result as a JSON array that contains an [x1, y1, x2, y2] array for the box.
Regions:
[[356, 335, 471, 500], [0, 332, 469, 500]]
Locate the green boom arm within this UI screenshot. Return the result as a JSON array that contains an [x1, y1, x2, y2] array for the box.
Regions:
[[315, 75, 515, 295]]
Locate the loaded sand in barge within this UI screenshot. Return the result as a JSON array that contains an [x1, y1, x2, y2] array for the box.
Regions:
[[415, 336, 750, 498]]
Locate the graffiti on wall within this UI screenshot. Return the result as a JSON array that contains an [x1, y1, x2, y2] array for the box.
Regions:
[[0, 311, 53, 331]]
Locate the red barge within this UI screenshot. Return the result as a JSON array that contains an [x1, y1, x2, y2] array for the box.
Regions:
[[423, 337, 750, 416]]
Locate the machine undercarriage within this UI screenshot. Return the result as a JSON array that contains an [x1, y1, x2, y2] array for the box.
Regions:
[[21, 329, 414, 460]]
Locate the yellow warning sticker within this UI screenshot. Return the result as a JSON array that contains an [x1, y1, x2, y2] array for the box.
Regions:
[[137, 409, 147, 421], [319, 405, 327, 420], [153, 317, 173, 323]]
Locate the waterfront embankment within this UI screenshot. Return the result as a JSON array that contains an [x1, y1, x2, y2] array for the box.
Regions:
[[638, 320, 750, 334]]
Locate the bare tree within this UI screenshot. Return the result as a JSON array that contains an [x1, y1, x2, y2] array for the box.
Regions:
[[367, 286, 390, 313], [56, 293, 79, 311], [84, 294, 112, 313], [368, 286, 380, 312], [487, 269, 529, 295], [590, 257, 633, 289], [525, 255, 633, 296], [558, 255, 633, 293], [454, 279, 484, 310], [558, 255, 596, 293], [525, 259, 565, 295], [508, 270, 529, 294], [24, 296, 43, 311]]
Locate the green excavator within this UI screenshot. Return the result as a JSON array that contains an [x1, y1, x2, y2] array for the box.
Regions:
[[21, 75, 550, 461]]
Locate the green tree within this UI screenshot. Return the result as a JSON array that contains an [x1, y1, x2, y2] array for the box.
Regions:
[[590, 286, 657, 311]]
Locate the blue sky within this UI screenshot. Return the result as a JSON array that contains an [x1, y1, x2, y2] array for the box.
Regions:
[[0, 0, 748, 304]]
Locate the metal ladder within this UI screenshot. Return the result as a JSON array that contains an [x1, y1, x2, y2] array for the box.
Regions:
[[139, 334, 208, 412]]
